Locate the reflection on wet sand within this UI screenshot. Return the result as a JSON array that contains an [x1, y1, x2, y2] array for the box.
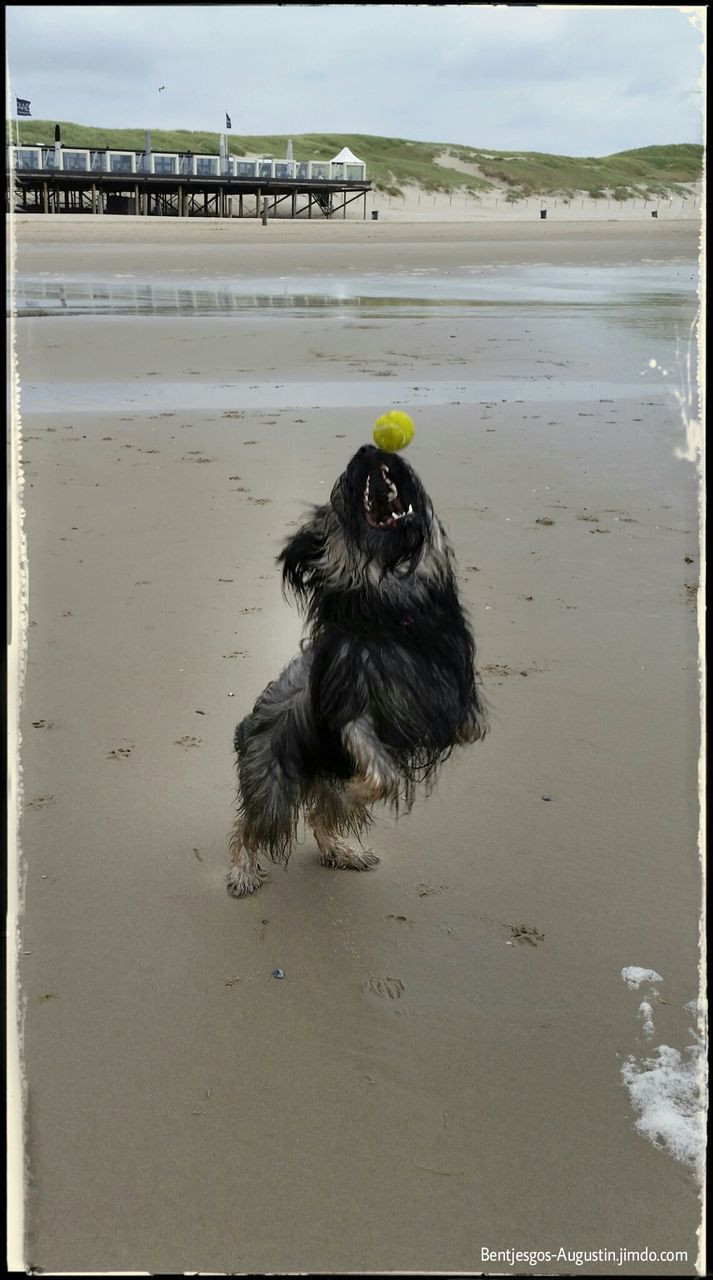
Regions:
[[11, 261, 697, 320]]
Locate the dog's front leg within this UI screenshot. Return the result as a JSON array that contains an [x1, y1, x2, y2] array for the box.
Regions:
[[226, 820, 268, 898], [342, 716, 401, 806]]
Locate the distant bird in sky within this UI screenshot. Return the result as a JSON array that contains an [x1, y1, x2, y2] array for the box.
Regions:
[[158, 85, 166, 92]]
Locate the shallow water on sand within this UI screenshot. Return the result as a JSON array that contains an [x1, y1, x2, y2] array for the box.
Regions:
[[12, 261, 697, 316], [19, 376, 673, 414], [13, 260, 699, 418]]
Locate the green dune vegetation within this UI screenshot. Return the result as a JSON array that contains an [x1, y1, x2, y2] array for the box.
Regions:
[[8, 120, 703, 200]]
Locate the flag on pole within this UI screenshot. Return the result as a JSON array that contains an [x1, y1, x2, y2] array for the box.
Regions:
[[16, 98, 31, 117], [226, 112, 232, 129]]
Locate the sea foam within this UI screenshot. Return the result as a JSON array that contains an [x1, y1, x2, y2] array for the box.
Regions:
[[620, 966, 706, 1179], [621, 1040, 706, 1179], [621, 965, 663, 989]]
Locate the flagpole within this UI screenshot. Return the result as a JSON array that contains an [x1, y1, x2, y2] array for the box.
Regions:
[[224, 110, 232, 176]]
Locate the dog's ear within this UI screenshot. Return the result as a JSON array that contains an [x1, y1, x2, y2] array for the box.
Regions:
[[277, 511, 326, 603]]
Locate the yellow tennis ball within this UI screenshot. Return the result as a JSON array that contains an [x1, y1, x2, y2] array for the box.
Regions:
[[373, 410, 415, 452]]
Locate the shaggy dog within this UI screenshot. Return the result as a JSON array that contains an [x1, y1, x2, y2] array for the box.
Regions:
[[227, 443, 487, 897]]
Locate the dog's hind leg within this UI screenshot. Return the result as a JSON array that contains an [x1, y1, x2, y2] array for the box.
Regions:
[[227, 653, 311, 897], [226, 819, 268, 898], [308, 782, 379, 871]]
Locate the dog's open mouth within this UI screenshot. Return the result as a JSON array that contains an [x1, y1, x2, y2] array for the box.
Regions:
[[363, 463, 414, 530]]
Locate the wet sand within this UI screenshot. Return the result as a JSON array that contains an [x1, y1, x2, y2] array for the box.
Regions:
[[11, 220, 704, 1274]]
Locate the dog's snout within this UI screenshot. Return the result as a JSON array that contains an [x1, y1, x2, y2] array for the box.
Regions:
[[356, 444, 376, 457]]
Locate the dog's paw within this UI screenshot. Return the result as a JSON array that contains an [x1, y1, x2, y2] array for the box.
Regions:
[[226, 863, 268, 898], [320, 845, 380, 872], [345, 771, 399, 807], [456, 706, 488, 744]]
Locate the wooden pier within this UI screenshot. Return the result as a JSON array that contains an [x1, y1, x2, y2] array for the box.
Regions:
[[8, 151, 372, 220]]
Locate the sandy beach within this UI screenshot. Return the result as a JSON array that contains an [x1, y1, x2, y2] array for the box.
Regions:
[[10, 214, 704, 1274]]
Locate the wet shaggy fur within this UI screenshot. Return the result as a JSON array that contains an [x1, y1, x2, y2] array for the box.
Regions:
[[227, 444, 487, 897]]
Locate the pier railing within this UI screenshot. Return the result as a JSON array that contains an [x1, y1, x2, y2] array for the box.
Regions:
[[6, 145, 367, 182]]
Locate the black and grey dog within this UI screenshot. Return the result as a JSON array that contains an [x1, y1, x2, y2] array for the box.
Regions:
[[227, 443, 487, 896]]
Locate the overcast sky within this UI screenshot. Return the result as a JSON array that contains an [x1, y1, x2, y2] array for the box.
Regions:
[[5, 5, 705, 155]]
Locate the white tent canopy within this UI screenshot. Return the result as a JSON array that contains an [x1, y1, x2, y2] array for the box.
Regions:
[[330, 146, 364, 165]]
